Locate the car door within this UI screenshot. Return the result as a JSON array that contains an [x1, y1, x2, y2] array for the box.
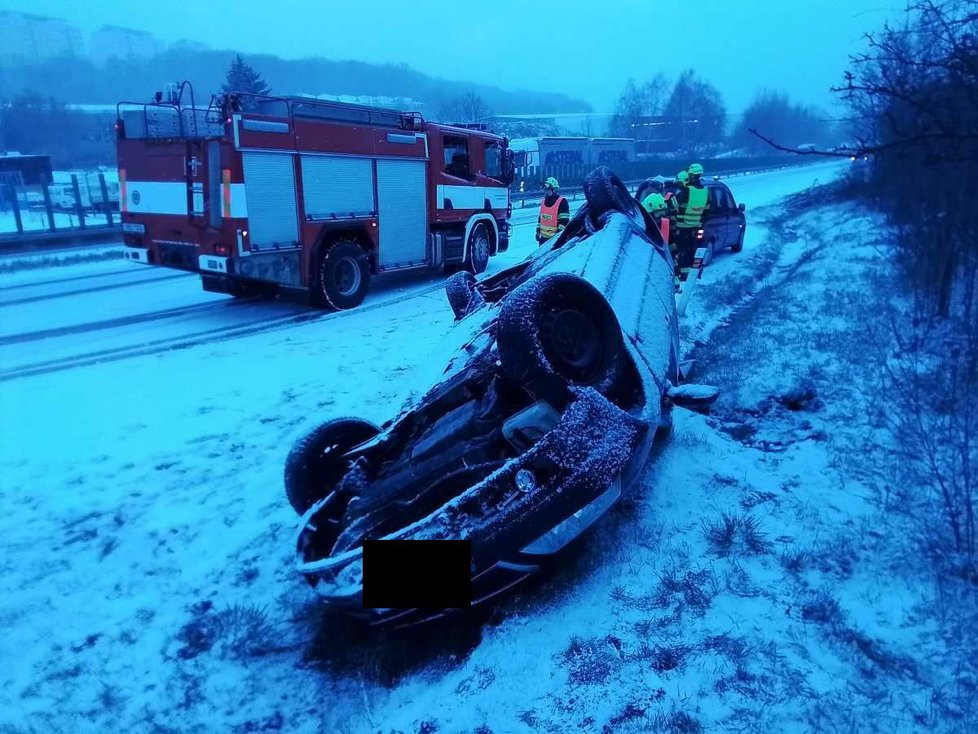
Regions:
[[723, 187, 743, 248], [706, 185, 728, 248]]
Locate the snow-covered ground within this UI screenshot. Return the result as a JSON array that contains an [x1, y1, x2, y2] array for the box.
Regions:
[[8, 161, 969, 733]]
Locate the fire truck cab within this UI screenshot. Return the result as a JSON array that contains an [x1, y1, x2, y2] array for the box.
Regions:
[[115, 84, 514, 309]]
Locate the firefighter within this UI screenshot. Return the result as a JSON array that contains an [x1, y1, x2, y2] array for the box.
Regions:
[[640, 192, 671, 245], [677, 163, 708, 230], [664, 170, 688, 221], [536, 177, 570, 245], [672, 164, 709, 285]]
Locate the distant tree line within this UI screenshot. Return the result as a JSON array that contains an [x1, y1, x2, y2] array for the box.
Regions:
[[0, 93, 113, 168], [607, 70, 838, 155], [0, 48, 588, 116], [0, 49, 589, 167]]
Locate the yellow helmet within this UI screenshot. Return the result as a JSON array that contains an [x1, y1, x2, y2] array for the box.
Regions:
[[676, 171, 689, 185], [688, 162, 704, 176], [544, 177, 559, 190], [641, 193, 668, 215]]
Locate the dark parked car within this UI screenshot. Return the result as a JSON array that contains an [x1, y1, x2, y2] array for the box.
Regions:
[[284, 167, 717, 627], [637, 177, 747, 265]]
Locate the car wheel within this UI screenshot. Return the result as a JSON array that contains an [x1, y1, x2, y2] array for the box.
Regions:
[[635, 177, 660, 203], [284, 417, 380, 515], [497, 273, 624, 398], [445, 270, 482, 320], [731, 230, 744, 253], [465, 223, 491, 275], [584, 166, 643, 224], [317, 238, 370, 310]]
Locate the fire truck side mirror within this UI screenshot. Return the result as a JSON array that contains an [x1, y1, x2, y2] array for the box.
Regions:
[[501, 149, 516, 186]]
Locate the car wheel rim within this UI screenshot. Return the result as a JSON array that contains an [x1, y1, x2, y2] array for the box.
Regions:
[[334, 256, 361, 297], [541, 307, 601, 380]]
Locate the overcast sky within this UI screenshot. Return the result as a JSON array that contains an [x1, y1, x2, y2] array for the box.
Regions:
[[4, 0, 906, 113]]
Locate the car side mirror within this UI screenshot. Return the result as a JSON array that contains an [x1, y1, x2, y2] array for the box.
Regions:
[[738, 203, 746, 212]]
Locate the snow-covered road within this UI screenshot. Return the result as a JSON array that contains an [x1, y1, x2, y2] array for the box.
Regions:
[[0, 161, 842, 382]]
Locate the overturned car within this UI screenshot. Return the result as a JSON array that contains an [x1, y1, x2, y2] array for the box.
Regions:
[[285, 167, 717, 627]]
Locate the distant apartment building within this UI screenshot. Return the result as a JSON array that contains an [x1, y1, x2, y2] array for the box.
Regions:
[[0, 11, 84, 67], [90, 26, 164, 64]]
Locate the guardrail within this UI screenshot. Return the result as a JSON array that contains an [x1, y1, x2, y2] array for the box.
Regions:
[[509, 159, 811, 209], [0, 171, 120, 251], [0, 159, 816, 253]]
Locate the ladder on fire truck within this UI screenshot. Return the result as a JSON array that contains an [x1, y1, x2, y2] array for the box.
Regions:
[[119, 81, 427, 142]]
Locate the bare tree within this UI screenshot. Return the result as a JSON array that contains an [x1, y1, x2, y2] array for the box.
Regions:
[[732, 90, 833, 154], [436, 91, 493, 124], [607, 75, 669, 142], [835, 0, 978, 572], [663, 70, 726, 154]]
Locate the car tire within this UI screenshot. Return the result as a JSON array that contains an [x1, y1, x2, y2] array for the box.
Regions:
[[317, 238, 370, 310], [635, 177, 661, 203], [446, 270, 480, 320], [284, 417, 380, 515], [731, 231, 744, 253], [584, 166, 643, 224], [465, 223, 491, 275], [497, 273, 624, 398]]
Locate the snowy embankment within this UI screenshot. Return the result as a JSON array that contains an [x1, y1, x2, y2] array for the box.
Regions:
[[2, 162, 971, 733]]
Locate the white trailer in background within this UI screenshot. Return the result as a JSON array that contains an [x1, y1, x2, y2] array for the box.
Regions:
[[511, 137, 636, 187], [48, 170, 120, 211]]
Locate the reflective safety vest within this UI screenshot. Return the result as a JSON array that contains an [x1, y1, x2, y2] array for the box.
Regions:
[[538, 196, 567, 239], [664, 190, 682, 220], [678, 185, 708, 228]]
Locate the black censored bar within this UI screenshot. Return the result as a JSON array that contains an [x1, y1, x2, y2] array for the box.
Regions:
[[362, 540, 472, 609]]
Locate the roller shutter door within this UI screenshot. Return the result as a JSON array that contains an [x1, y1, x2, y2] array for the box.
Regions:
[[376, 159, 428, 269], [300, 155, 375, 219], [242, 152, 299, 249]]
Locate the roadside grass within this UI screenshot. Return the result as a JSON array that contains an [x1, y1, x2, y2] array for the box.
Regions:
[[174, 601, 289, 661], [0, 248, 124, 274]]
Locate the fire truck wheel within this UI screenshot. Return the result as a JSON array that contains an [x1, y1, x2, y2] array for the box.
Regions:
[[317, 239, 370, 310], [284, 417, 380, 515], [465, 223, 491, 275]]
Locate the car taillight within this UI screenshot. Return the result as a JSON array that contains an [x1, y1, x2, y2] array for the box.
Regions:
[[696, 229, 704, 239]]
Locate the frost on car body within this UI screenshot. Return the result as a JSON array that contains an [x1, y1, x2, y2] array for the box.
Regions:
[[286, 167, 710, 627]]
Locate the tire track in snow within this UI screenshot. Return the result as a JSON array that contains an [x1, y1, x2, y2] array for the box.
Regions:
[[0, 301, 233, 347], [0, 277, 448, 381], [0, 266, 179, 293], [0, 271, 189, 307]]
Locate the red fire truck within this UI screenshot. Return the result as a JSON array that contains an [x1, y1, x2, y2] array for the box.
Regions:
[[115, 83, 514, 309]]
